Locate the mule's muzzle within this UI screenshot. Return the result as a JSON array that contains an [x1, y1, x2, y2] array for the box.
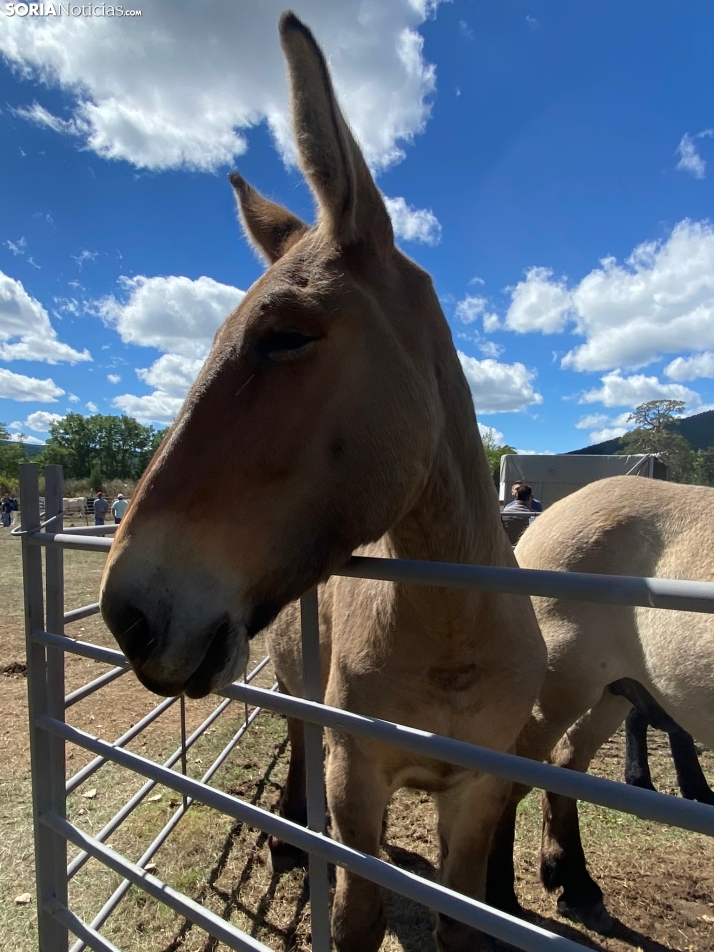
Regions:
[[101, 588, 248, 699]]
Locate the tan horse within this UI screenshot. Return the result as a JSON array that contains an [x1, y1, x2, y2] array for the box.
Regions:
[[487, 475, 714, 933], [99, 12, 546, 951]]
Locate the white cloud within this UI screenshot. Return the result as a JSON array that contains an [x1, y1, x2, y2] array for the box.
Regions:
[[0, 270, 91, 364], [107, 373, 122, 384], [11, 102, 78, 136], [4, 237, 27, 256], [383, 195, 441, 245], [86, 402, 99, 413], [112, 391, 184, 426], [67, 393, 80, 404], [94, 274, 245, 359], [0, 367, 64, 403], [575, 411, 632, 444], [135, 354, 205, 398], [455, 294, 499, 330], [7, 432, 45, 445], [10, 410, 63, 433], [676, 130, 713, 180], [457, 352, 542, 414], [579, 370, 701, 409], [504, 221, 714, 372], [478, 422, 505, 445], [1, 1, 442, 173], [72, 249, 98, 269], [664, 351, 714, 382], [478, 340, 504, 359], [505, 267, 572, 334]]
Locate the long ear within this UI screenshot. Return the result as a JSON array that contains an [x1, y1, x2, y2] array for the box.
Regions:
[[229, 172, 309, 264], [279, 11, 393, 251]]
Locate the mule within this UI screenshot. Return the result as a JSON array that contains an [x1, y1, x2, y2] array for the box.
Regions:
[[487, 475, 714, 933], [99, 12, 546, 952]]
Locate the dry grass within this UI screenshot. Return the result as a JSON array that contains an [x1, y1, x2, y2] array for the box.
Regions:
[[1, 525, 713, 952]]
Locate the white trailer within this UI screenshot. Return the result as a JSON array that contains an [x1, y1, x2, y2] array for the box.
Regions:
[[499, 453, 668, 510]]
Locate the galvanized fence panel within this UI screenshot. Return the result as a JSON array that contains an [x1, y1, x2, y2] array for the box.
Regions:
[[17, 463, 714, 952]]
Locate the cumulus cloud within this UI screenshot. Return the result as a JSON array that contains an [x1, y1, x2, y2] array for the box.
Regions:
[[1, 1, 441, 173], [505, 267, 572, 334], [664, 351, 714, 382], [0, 367, 65, 402], [455, 294, 499, 330], [457, 352, 542, 414], [382, 195, 441, 245], [478, 422, 505, 445], [94, 274, 245, 359], [676, 130, 714, 179], [503, 220, 714, 372], [579, 370, 701, 409], [574, 411, 632, 444], [112, 391, 185, 426], [10, 410, 63, 433], [0, 271, 91, 364], [107, 373, 122, 384]]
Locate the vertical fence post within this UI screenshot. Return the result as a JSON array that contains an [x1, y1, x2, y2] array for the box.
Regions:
[[300, 588, 331, 951], [20, 463, 68, 951]]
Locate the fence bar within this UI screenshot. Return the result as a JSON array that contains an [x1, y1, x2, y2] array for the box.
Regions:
[[300, 589, 331, 951], [45, 899, 122, 952], [24, 542, 714, 613], [37, 724, 589, 952], [69, 693, 274, 952], [28, 531, 113, 553], [57, 525, 119, 535], [64, 666, 127, 708], [66, 696, 178, 794], [337, 555, 714, 613], [20, 464, 68, 952], [33, 631, 129, 668], [44, 813, 274, 952], [63, 603, 100, 624], [218, 683, 714, 837], [67, 697, 232, 879]]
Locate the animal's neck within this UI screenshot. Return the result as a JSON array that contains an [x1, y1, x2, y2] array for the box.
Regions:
[[386, 372, 508, 570]]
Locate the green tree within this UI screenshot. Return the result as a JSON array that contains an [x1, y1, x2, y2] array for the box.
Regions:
[[0, 423, 28, 493], [40, 413, 167, 480], [481, 428, 517, 488], [693, 447, 714, 487], [618, 400, 695, 482]]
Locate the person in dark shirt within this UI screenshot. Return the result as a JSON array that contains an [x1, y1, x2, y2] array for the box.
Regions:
[[93, 492, 110, 526], [508, 481, 543, 512]]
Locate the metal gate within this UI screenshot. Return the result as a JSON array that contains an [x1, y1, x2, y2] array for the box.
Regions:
[[17, 464, 714, 952]]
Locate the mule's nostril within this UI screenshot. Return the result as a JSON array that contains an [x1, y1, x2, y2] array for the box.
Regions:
[[106, 602, 155, 666]]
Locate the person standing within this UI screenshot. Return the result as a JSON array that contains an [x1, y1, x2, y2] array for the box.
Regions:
[[111, 493, 128, 524], [93, 491, 109, 526]]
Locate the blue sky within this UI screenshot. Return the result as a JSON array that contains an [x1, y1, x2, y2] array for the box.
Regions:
[[2, 0, 714, 453]]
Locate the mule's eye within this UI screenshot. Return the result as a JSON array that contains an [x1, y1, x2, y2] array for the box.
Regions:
[[255, 330, 320, 362]]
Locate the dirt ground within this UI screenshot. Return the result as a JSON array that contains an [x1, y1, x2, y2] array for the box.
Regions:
[[1, 526, 713, 952]]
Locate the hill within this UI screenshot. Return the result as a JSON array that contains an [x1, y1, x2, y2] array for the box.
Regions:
[[0, 439, 45, 459], [570, 408, 714, 456]]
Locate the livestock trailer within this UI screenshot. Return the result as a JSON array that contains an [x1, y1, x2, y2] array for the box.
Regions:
[[499, 453, 669, 510]]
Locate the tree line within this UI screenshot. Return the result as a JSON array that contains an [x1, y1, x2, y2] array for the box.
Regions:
[[0, 413, 168, 494], [617, 400, 714, 485]]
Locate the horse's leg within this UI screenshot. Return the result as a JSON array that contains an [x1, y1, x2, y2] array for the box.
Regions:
[[434, 772, 512, 952], [540, 690, 631, 934], [268, 712, 310, 872], [611, 677, 714, 804], [326, 738, 391, 952], [624, 706, 655, 790], [668, 726, 714, 804]]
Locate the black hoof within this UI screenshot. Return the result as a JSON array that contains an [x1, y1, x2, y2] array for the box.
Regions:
[[268, 836, 308, 875], [557, 896, 614, 935]]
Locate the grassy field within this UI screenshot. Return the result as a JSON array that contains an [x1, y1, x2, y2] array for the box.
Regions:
[[1, 524, 712, 952]]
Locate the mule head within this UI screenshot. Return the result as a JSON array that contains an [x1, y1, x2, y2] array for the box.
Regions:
[[100, 12, 453, 697]]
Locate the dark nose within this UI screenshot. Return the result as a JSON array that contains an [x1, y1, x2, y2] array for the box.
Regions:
[[101, 597, 159, 667]]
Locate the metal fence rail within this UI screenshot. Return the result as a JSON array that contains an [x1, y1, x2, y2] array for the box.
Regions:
[[18, 463, 714, 952]]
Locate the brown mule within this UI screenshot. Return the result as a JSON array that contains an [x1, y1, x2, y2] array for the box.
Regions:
[[100, 12, 546, 951]]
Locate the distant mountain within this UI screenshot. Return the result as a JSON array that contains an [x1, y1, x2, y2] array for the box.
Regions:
[[0, 439, 45, 458], [570, 408, 714, 456]]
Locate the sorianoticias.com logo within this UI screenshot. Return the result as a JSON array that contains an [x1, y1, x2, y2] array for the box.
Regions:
[[5, 3, 142, 14]]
